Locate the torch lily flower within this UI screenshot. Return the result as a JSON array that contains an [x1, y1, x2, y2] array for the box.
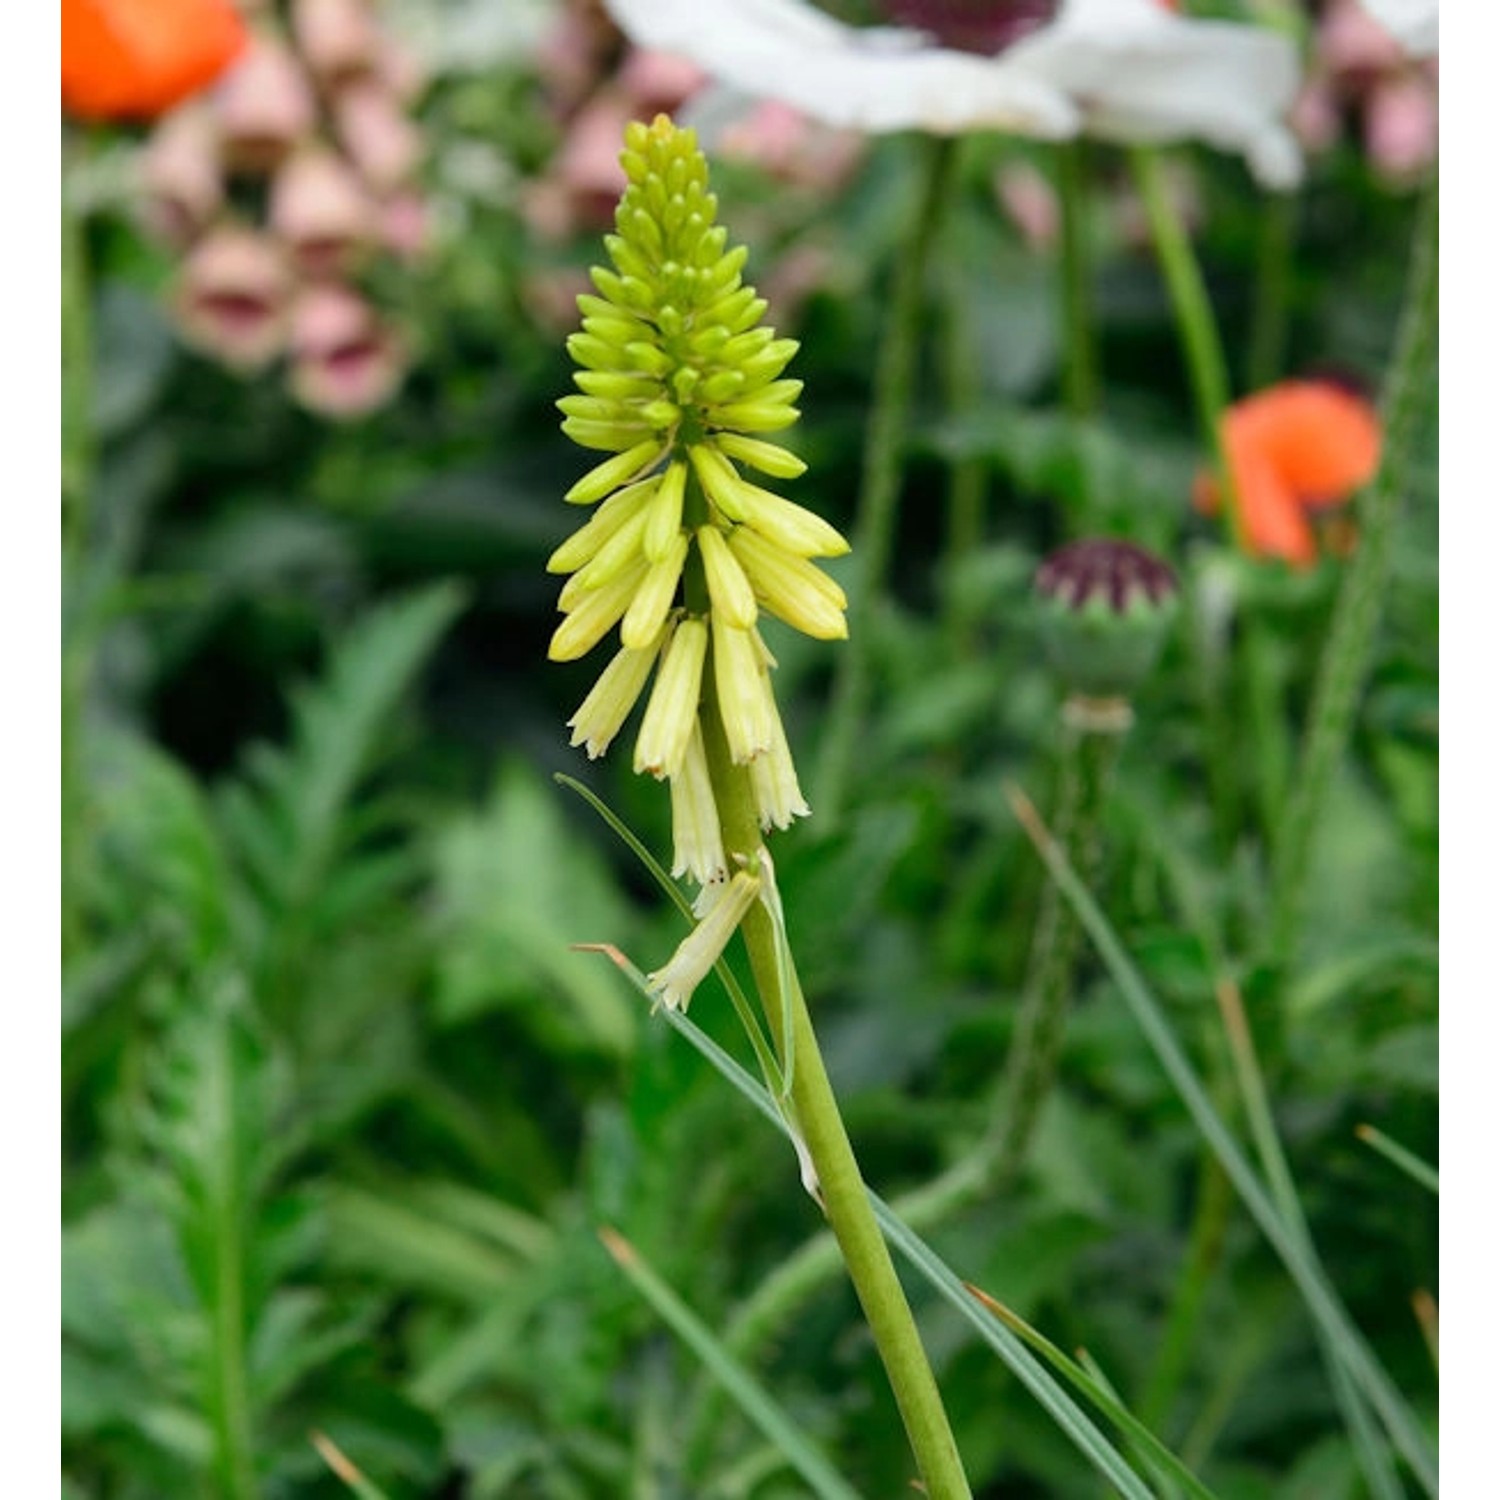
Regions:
[[602, 0, 1304, 187], [1194, 379, 1383, 568], [63, 0, 248, 121]]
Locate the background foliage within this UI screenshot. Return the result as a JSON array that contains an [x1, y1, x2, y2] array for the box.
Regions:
[[63, 3, 1436, 1496]]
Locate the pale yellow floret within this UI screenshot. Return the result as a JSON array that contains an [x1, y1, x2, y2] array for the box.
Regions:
[[647, 868, 761, 1012], [697, 525, 758, 630], [634, 616, 707, 778], [564, 438, 665, 505], [568, 630, 664, 758], [734, 483, 850, 558], [687, 443, 749, 522], [642, 461, 687, 561], [750, 691, 811, 831], [712, 613, 777, 764], [713, 432, 807, 480], [669, 723, 727, 883], [621, 532, 689, 650], [728, 527, 848, 641], [547, 477, 660, 575], [549, 559, 651, 661]]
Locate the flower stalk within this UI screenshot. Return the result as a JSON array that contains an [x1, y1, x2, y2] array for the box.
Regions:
[[1268, 173, 1438, 966]]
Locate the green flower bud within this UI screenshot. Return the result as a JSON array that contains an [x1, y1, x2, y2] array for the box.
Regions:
[[1034, 538, 1179, 699]]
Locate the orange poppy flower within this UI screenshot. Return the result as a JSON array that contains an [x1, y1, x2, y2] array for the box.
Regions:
[[62, 0, 248, 122], [1194, 379, 1383, 568]]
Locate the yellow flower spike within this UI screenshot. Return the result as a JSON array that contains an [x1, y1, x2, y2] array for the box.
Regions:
[[568, 629, 665, 759], [634, 616, 707, 778], [621, 531, 689, 650], [549, 559, 651, 662], [697, 526, 758, 630], [712, 613, 777, 764], [550, 114, 849, 862]]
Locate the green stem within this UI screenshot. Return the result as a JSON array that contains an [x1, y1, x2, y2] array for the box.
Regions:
[[205, 1028, 261, 1500], [688, 705, 1125, 1461], [940, 249, 987, 597], [1268, 175, 1438, 968], [1244, 193, 1297, 391], [1058, 141, 1098, 423], [62, 130, 96, 967], [994, 703, 1124, 1177], [1128, 148, 1242, 547], [700, 684, 972, 1500], [1138, 1152, 1233, 1433], [815, 135, 961, 824], [1215, 982, 1404, 1499]]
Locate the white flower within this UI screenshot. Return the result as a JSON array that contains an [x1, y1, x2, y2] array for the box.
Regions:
[[1360, 0, 1438, 56], [603, 0, 1304, 188]]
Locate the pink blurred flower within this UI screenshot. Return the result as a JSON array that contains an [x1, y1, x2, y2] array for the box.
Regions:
[[269, 146, 375, 278], [716, 98, 865, 191], [616, 47, 707, 115], [379, 190, 431, 261], [291, 0, 381, 83], [214, 36, 317, 173], [333, 79, 424, 189], [534, 0, 619, 116], [174, 225, 291, 370], [288, 283, 406, 417], [993, 157, 1060, 252], [1364, 70, 1438, 183], [141, 103, 223, 246]]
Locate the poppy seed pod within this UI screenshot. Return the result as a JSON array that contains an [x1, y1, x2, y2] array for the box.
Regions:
[[269, 147, 376, 278], [140, 104, 223, 246], [1034, 538, 1179, 699], [287, 282, 406, 417], [214, 36, 317, 173], [174, 225, 292, 371]]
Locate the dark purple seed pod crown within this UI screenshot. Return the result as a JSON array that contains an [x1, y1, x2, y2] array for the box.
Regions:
[[881, 0, 1058, 55], [1034, 538, 1179, 698]]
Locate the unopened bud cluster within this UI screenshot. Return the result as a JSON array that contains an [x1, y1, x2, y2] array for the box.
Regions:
[[551, 116, 849, 967], [140, 0, 427, 417]]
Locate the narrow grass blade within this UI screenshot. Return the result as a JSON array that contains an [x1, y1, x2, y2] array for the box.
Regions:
[[641, 997, 1169, 1500], [311, 1432, 391, 1500], [964, 1284, 1217, 1500], [1411, 1291, 1438, 1373], [556, 773, 785, 1095], [1007, 784, 1438, 1495], [599, 1227, 861, 1500], [1356, 1125, 1439, 1196], [1213, 980, 1404, 1500]]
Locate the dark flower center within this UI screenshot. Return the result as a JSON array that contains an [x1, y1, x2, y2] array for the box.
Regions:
[[879, 0, 1059, 55]]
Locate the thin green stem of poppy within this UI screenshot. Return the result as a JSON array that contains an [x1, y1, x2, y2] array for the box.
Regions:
[[815, 134, 961, 825], [941, 252, 987, 595], [1245, 192, 1297, 391], [1268, 174, 1438, 968], [993, 705, 1123, 1176], [699, 681, 972, 1500], [1058, 140, 1098, 423], [1128, 148, 1243, 548]]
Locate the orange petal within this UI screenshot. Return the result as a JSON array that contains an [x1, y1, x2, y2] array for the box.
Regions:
[[63, 0, 247, 122], [1231, 380, 1382, 510], [1227, 426, 1318, 569]]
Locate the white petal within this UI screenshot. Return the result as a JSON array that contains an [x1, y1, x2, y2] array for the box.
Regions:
[[1359, 0, 1438, 56], [603, 0, 1077, 137], [1008, 0, 1304, 188]]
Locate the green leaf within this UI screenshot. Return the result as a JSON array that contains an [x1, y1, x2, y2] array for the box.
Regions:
[[599, 1228, 862, 1500]]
